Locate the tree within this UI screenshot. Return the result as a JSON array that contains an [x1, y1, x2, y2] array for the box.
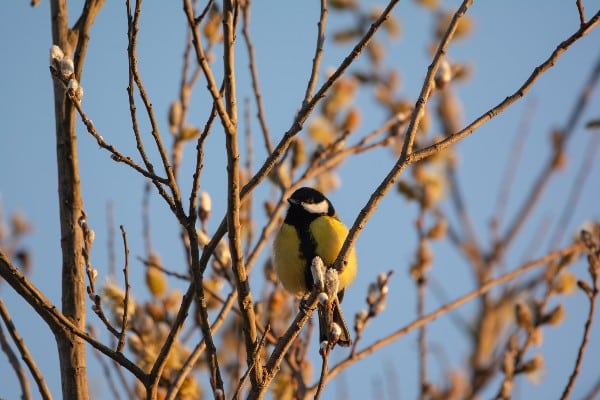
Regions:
[[1, 1, 599, 399]]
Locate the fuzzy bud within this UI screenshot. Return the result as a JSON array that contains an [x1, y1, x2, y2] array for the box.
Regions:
[[319, 340, 329, 352], [329, 322, 342, 342], [60, 57, 75, 78], [168, 100, 182, 135], [311, 256, 326, 292], [521, 354, 545, 384], [435, 58, 452, 89], [542, 304, 565, 326], [50, 45, 64, 63], [427, 219, 448, 240], [317, 292, 329, 305], [198, 192, 212, 222], [178, 125, 200, 141], [554, 272, 577, 294], [355, 309, 369, 332], [146, 264, 167, 298], [291, 138, 307, 170], [515, 302, 533, 330], [530, 327, 543, 347], [325, 268, 340, 299]]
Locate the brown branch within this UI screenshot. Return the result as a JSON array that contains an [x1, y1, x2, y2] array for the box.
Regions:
[[410, 10, 600, 165], [92, 352, 123, 400], [126, 0, 184, 218], [49, 1, 94, 395], [303, 0, 328, 105], [333, 0, 474, 273], [582, 376, 600, 400], [314, 351, 330, 400], [71, 0, 106, 81], [221, 0, 264, 390], [0, 302, 33, 400], [560, 236, 599, 399], [576, 0, 586, 25], [67, 94, 171, 186], [315, 242, 584, 391], [187, 103, 216, 218], [241, 0, 274, 153], [165, 291, 237, 400], [107, 202, 116, 276], [494, 49, 600, 263], [183, 0, 235, 135], [549, 133, 600, 248], [490, 99, 537, 240], [194, 0, 403, 302], [0, 249, 147, 384], [249, 292, 321, 399], [116, 226, 131, 353]]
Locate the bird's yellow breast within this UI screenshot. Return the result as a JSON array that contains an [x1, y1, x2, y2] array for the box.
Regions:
[[273, 216, 357, 297]]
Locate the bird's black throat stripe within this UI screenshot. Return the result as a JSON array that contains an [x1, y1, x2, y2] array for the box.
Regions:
[[284, 207, 320, 292]]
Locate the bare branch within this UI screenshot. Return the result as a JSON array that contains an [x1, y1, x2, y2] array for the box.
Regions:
[[560, 233, 599, 399], [333, 0, 474, 273], [0, 303, 33, 400], [0, 249, 148, 384], [241, 0, 274, 153], [303, 0, 328, 105], [116, 226, 131, 353], [318, 242, 584, 390], [126, 0, 184, 218]]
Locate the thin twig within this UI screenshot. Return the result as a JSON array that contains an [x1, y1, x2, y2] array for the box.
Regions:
[[222, 0, 264, 390], [89, 339, 123, 400], [0, 299, 51, 400], [0, 249, 148, 384], [183, 0, 235, 134], [126, 0, 182, 209], [582, 376, 600, 400], [0, 309, 32, 400], [549, 133, 600, 249], [232, 324, 272, 400], [165, 291, 237, 400], [64, 93, 170, 186], [314, 351, 330, 400], [241, 0, 274, 153], [249, 292, 320, 399], [576, 0, 586, 26], [117, 225, 130, 353], [490, 99, 537, 240], [333, 0, 474, 273], [303, 0, 328, 105], [417, 278, 428, 399], [142, 182, 152, 255], [492, 48, 600, 263], [194, 0, 403, 298], [409, 10, 600, 165], [244, 97, 255, 258], [188, 89, 220, 218], [560, 239, 599, 399], [107, 202, 116, 276], [314, 242, 584, 391]]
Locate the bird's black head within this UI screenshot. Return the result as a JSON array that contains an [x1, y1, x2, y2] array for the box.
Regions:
[[284, 187, 335, 226]]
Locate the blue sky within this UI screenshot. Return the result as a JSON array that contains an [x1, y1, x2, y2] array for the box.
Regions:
[[1, 1, 599, 399]]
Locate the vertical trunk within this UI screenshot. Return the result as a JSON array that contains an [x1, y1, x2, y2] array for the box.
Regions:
[[50, 1, 89, 398]]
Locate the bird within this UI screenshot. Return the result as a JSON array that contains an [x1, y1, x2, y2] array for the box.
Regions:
[[272, 187, 357, 347]]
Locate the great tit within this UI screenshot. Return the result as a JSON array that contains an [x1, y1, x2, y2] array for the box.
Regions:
[[273, 187, 357, 347]]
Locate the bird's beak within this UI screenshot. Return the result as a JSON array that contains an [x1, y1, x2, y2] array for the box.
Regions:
[[288, 198, 298, 205]]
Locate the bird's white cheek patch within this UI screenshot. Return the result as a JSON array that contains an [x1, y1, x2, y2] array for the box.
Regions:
[[301, 200, 329, 215]]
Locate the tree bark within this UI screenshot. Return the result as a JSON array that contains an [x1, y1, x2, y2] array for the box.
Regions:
[[50, 1, 89, 398]]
